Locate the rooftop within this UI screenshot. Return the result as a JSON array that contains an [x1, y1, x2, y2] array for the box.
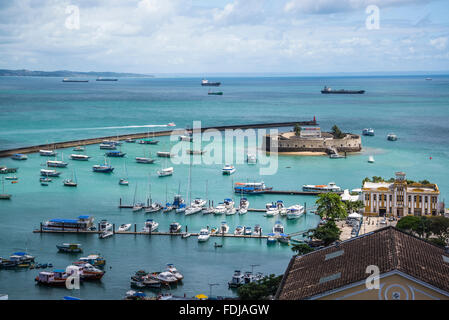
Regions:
[[275, 226, 449, 300]]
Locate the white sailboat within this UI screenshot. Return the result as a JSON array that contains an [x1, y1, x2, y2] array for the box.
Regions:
[[368, 155, 375, 163]]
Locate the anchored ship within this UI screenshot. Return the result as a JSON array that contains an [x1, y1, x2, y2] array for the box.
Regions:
[[201, 79, 221, 86], [321, 86, 365, 94]]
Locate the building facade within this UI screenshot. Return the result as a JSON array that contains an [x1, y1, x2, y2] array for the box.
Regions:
[[362, 172, 440, 217]]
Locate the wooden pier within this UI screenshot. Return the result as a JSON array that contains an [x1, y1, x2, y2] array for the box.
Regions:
[[0, 120, 317, 157]]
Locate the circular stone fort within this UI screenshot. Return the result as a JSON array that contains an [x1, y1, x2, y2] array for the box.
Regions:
[[263, 125, 362, 154]]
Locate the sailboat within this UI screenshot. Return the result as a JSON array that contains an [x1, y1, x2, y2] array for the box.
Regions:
[[202, 180, 214, 214], [119, 161, 129, 185], [145, 175, 162, 213], [162, 184, 174, 213], [63, 170, 77, 187], [185, 159, 202, 216], [132, 184, 144, 212], [368, 155, 375, 163], [157, 157, 173, 177], [0, 176, 12, 200]]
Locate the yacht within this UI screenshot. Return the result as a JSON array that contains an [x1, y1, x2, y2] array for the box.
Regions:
[[214, 202, 227, 215], [99, 143, 116, 150], [197, 228, 210, 242], [166, 264, 184, 281], [132, 202, 145, 212], [99, 220, 113, 232], [302, 182, 341, 193], [70, 154, 90, 161], [105, 151, 126, 157], [63, 178, 77, 187], [265, 203, 279, 217], [117, 224, 132, 232], [185, 205, 202, 216], [169, 222, 182, 233], [39, 149, 57, 157], [145, 202, 162, 213], [152, 272, 178, 285], [272, 221, 285, 234], [135, 157, 155, 164], [387, 133, 398, 141], [222, 164, 236, 175], [253, 224, 263, 236], [157, 167, 173, 177], [228, 270, 245, 288], [142, 219, 159, 232], [286, 204, 305, 220], [40, 169, 61, 177], [276, 200, 288, 216], [362, 128, 375, 136], [92, 164, 114, 173], [234, 226, 244, 235], [47, 160, 68, 168]]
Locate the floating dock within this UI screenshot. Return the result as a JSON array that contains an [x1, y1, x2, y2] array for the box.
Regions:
[[0, 120, 317, 157]]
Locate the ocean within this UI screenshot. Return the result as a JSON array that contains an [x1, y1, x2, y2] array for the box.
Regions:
[[0, 75, 448, 299]]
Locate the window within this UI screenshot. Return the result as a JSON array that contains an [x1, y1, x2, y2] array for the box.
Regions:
[[408, 208, 411, 214], [389, 195, 392, 202], [365, 194, 370, 201], [414, 195, 417, 202], [425, 196, 428, 203], [374, 194, 377, 201], [408, 195, 411, 202]]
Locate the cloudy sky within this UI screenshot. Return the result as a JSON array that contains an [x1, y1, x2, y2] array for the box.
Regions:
[[0, 0, 448, 74]]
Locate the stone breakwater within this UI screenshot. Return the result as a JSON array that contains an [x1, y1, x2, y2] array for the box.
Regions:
[[263, 131, 362, 154]]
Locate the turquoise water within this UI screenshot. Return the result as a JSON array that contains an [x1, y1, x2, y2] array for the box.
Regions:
[[0, 75, 448, 299]]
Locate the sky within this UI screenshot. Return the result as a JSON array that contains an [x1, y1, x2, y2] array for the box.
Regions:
[[0, 0, 448, 74]]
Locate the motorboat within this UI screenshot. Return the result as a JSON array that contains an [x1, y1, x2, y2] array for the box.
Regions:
[[119, 178, 129, 186], [138, 138, 159, 145], [178, 135, 193, 142], [329, 153, 345, 159], [239, 198, 249, 210], [238, 207, 247, 215], [105, 151, 126, 157], [277, 233, 290, 244], [39, 149, 57, 157], [265, 203, 279, 217], [167, 122, 176, 127], [387, 133, 398, 141], [73, 146, 85, 151], [234, 226, 244, 235], [224, 198, 236, 215], [222, 164, 236, 175], [272, 221, 285, 234], [286, 204, 305, 220], [368, 155, 375, 163], [172, 194, 184, 209], [246, 154, 257, 164], [186, 149, 206, 155], [185, 206, 202, 216], [142, 219, 159, 232], [244, 227, 252, 236], [214, 203, 226, 215], [362, 128, 375, 136], [253, 224, 263, 236], [40, 169, 61, 177], [169, 222, 182, 233], [145, 202, 162, 213], [175, 203, 186, 213], [192, 198, 206, 207], [163, 203, 174, 213], [70, 154, 90, 161], [117, 224, 132, 232], [63, 179, 77, 187], [47, 160, 68, 168], [202, 206, 215, 215], [11, 153, 27, 160], [99, 230, 113, 239], [99, 220, 112, 232], [228, 270, 245, 288], [219, 221, 229, 234], [40, 177, 52, 182], [99, 143, 116, 150], [125, 138, 136, 143], [73, 263, 105, 280], [166, 264, 183, 281], [197, 228, 210, 242], [135, 157, 155, 164], [266, 234, 277, 245], [234, 181, 272, 194], [75, 255, 106, 268], [302, 182, 341, 193], [210, 226, 218, 234], [151, 271, 178, 285], [132, 202, 145, 212], [276, 200, 288, 216], [92, 164, 114, 173], [156, 151, 174, 158], [157, 167, 173, 177]]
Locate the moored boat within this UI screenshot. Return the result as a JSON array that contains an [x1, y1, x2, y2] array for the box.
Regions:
[[11, 153, 27, 160], [234, 182, 272, 194], [201, 79, 221, 86], [222, 164, 236, 175], [42, 215, 94, 231], [47, 160, 68, 168], [105, 151, 126, 157], [219, 221, 229, 234], [75, 254, 106, 268], [39, 149, 56, 156], [157, 167, 173, 177], [57, 243, 82, 253], [70, 154, 90, 161], [135, 157, 155, 164], [362, 128, 375, 136], [142, 219, 159, 232], [166, 264, 183, 281], [156, 151, 174, 158], [387, 133, 398, 141], [197, 228, 210, 242], [92, 162, 114, 173], [228, 270, 245, 288], [169, 222, 182, 233], [35, 270, 68, 286], [272, 221, 285, 234], [286, 204, 305, 220], [40, 169, 61, 177], [117, 224, 132, 232], [302, 182, 341, 193]]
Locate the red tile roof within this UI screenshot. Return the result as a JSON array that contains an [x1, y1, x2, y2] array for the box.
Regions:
[[276, 226, 449, 300]]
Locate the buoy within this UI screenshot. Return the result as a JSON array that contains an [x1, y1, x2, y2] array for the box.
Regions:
[[430, 156, 432, 160]]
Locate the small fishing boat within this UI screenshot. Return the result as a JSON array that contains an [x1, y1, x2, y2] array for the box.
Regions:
[[272, 221, 285, 234], [253, 224, 263, 236], [266, 234, 277, 245], [40, 169, 61, 177], [362, 128, 375, 136], [142, 219, 159, 232], [73, 146, 85, 151], [70, 154, 90, 161], [156, 151, 174, 158], [75, 255, 106, 268], [219, 221, 229, 234], [135, 157, 155, 164], [286, 204, 305, 220], [368, 155, 375, 163], [166, 264, 183, 280], [56, 243, 82, 253], [117, 224, 132, 232], [138, 138, 159, 145], [39, 149, 56, 157], [105, 151, 126, 157], [387, 133, 398, 141], [119, 178, 129, 186], [132, 202, 145, 212], [222, 164, 236, 175], [5, 176, 18, 181], [157, 167, 173, 177], [11, 153, 27, 160], [47, 160, 68, 168], [234, 226, 244, 235], [228, 270, 245, 288], [35, 270, 68, 286], [125, 138, 136, 143], [197, 228, 210, 242], [169, 222, 182, 233]]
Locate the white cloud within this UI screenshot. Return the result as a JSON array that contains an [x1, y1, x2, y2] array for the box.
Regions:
[[429, 37, 448, 50]]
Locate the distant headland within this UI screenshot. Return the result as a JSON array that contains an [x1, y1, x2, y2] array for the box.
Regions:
[[0, 69, 152, 78]]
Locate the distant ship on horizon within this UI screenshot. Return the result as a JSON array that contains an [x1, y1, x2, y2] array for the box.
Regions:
[[321, 86, 365, 94], [201, 79, 221, 86], [96, 77, 118, 81], [62, 78, 89, 82]]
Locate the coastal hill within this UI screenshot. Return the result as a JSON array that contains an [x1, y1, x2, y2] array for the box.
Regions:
[[0, 69, 152, 78]]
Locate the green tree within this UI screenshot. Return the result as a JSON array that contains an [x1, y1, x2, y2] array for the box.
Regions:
[[316, 193, 347, 221], [362, 177, 371, 184], [311, 220, 341, 246], [429, 216, 449, 243], [294, 124, 301, 136], [344, 200, 364, 214], [419, 180, 430, 185], [396, 215, 421, 234], [372, 176, 383, 183], [237, 274, 282, 300], [416, 216, 432, 238], [291, 243, 314, 255], [331, 125, 345, 139]]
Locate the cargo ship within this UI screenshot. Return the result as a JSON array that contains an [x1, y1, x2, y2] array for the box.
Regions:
[[321, 86, 365, 94], [201, 79, 221, 86], [62, 78, 89, 82]]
